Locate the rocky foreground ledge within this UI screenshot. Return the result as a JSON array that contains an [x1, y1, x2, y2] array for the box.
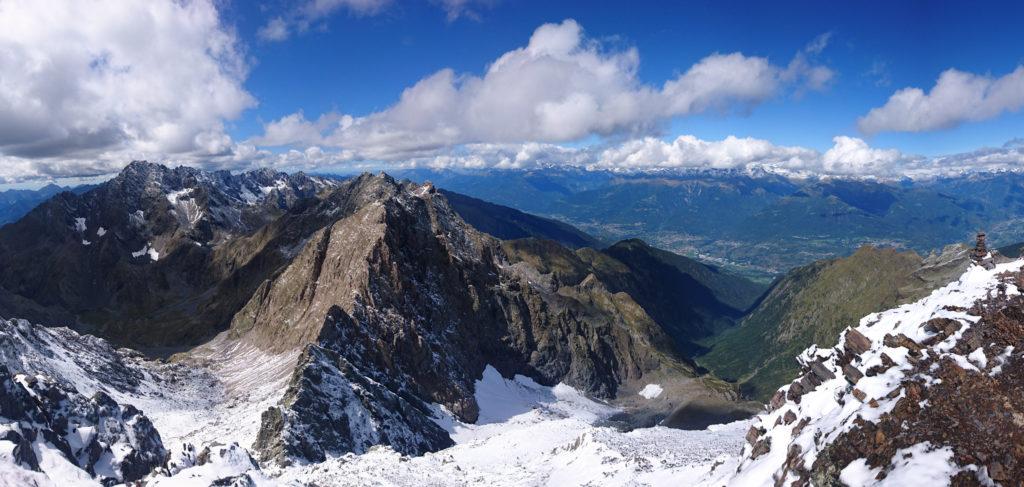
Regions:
[[731, 260, 1024, 486]]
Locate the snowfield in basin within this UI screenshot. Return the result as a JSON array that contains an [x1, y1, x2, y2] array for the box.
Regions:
[[268, 366, 748, 487], [1, 318, 750, 486]]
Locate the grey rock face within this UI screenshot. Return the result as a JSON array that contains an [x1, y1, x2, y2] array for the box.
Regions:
[[0, 364, 166, 484], [254, 332, 454, 463]]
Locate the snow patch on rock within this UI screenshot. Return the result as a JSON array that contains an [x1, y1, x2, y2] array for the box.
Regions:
[[131, 244, 159, 261], [638, 384, 664, 399]]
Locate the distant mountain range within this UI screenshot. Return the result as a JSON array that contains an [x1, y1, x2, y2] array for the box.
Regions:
[[0, 183, 93, 226], [393, 168, 1024, 279]]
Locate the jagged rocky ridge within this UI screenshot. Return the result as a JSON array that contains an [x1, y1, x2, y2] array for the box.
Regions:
[[223, 173, 722, 463], [0, 162, 338, 346], [730, 259, 1024, 485], [0, 317, 272, 486]]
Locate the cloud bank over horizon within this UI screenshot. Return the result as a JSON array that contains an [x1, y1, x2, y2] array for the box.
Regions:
[[0, 0, 1022, 185]]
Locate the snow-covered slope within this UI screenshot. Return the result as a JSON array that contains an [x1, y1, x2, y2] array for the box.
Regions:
[[730, 259, 1024, 485], [0, 316, 751, 486], [173, 365, 750, 486]]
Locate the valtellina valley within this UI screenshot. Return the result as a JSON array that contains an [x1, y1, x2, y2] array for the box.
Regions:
[[2, 1, 1024, 486]]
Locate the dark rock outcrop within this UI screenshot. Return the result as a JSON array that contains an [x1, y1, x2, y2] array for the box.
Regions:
[[0, 364, 165, 484], [0, 161, 337, 346]]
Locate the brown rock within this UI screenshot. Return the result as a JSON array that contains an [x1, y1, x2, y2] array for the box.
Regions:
[[747, 426, 765, 445], [923, 317, 962, 340], [787, 381, 806, 402], [845, 328, 872, 355], [784, 410, 797, 425], [852, 388, 867, 401], [751, 437, 772, 459], [770, 390, 787, 410], [843, 363, 864, 384], [792, 418, 809, 436], [808, 360, 836, 383], [866, 353, 896, 377], [883, 333, 922, 355]]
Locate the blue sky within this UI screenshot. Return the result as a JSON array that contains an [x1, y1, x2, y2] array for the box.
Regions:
[[0, 0, 1023, 184], [227, 1, 1024, 156]]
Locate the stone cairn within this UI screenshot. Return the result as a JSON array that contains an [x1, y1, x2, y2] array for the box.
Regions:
[[972, 230, 996, 269]]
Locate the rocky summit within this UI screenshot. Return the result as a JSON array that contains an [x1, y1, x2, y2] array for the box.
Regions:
[[0, 362, 166, 485], [219, 171, 726, 462], [731, 259, 1024, 485]]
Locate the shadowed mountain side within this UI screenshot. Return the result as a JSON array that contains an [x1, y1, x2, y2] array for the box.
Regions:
[[207, 173, 737, 462], [501, 238, 764, 359], [441, 189, 602, 249]]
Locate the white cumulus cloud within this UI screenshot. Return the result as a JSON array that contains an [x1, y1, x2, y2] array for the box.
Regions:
[[258, 19, 833, 161], [820, 136, 909, 175], [859, 65, 1024, 134], [0, 0, 254, 183]]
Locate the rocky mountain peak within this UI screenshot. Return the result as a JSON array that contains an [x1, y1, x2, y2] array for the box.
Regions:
[[0, 162, 340, 345], [204, 169, 726, 464]]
